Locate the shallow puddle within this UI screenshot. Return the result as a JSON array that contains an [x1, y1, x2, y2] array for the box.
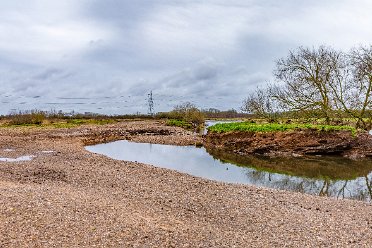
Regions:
[[86, 140, 372, 202]]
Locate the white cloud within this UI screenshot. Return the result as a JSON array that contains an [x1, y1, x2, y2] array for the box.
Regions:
[[0, 0, 113, 64], [138, 3, 249, 58]]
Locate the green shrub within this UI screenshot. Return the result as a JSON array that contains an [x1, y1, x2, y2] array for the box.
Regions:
[[170, 102, 205, 128], [8, 110, 46, 125], [166, 119, 192, 129]]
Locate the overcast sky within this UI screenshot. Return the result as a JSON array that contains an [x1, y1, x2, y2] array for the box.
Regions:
[[0, 0, 371, 115]]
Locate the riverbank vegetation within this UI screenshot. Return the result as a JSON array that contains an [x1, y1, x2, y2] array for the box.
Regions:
[[243, 45, 372, 130], [0, 110, 124, 128], [166, 119, 193, 129], [208, 122, 357, 135], [157, 102, 205, 130], [0, 104, 206, 130]]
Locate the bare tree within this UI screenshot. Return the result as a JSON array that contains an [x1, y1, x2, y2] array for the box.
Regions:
[[273, 46, 344, 124], [328, 45, 372, 129], [243, 45, 372, 128], [349, 46, 372, 128], [171, 102, 205, 128], [241, 86, 281, 122]]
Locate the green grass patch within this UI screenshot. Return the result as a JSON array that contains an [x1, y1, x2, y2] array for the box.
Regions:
[[65, 118, 117, 125], [166, 119, 193, 129], [208, 122, 357, 135]]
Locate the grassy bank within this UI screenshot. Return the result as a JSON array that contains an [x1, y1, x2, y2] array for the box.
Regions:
[[208, 122, 357, 135], [166, 119, 193, 129]]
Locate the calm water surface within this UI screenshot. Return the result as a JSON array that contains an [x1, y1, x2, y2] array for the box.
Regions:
[[86, 140, 372, 202]]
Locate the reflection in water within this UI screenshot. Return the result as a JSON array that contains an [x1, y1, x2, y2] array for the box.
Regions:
[[209, 148, 372, 201], [86, 140, 372, 202]]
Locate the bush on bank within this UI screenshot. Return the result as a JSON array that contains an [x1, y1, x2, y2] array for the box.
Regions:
[[8, 110, 46, 125], [159, 102, 205, 129]]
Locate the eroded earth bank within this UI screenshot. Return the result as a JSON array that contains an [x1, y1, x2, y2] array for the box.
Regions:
[[0, 121, 371, 247], [205, 129, 372, 159]]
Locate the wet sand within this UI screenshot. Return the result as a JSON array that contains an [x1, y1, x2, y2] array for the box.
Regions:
[[0, 120, 371, 247]]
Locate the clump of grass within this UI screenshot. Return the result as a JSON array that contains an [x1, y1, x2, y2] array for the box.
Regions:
[[166, 119, 193, 129], [51, 119, 117, 128], [66, 119, 116, 125], [208, 122, 357, 135]]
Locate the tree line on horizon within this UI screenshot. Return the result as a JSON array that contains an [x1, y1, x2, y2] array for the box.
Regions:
[[242, 45, 372, 129]]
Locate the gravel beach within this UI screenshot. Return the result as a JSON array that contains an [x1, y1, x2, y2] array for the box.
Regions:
[[0, 120, 371, 247]]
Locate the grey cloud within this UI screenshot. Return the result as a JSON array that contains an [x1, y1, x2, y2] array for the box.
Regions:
[[232, 33, 294, 74], [126, 58, 266, 111], [85, 0, 158, 26], [192, 60, 220, 81], [32, 68, 74, 81]]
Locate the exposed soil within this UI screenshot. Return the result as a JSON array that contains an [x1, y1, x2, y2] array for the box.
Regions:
[[0, 121, 371, 247], [205, 129, 372, 159]]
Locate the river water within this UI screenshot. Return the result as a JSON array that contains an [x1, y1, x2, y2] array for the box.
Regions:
[[86, 139, 372, 202]]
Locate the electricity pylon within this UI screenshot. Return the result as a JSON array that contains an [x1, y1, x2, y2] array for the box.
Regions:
[[147, 91, 154, 116]]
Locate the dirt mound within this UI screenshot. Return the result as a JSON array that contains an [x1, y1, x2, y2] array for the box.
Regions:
[[205, 130, 372, 158]]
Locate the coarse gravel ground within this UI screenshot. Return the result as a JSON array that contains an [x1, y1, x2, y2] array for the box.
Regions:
[[0, 120, 371, 247]]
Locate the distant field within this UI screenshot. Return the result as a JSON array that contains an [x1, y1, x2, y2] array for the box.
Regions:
[[0, 118, 118, 128]]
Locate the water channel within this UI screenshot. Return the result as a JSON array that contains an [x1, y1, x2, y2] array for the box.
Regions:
[[86, 121, 372, 202]]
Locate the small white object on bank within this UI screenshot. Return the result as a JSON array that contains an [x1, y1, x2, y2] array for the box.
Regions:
[[0, 155, 35, 162], [3, 149, 15, 152]]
